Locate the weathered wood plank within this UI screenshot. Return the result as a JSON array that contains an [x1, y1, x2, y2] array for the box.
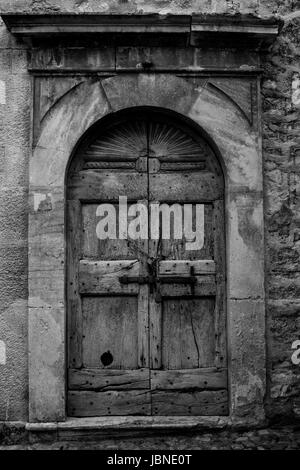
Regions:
[[79, 259, 140, 294], [149, 172, 223, 202], [149, 299, 162, 370], [80, 259, 139, 276], [159, 204, 214, 261], [69, 368, 150, 391], [138, 284, 149, 368], [159, 260, 216, 276], [68, 171, 148, 200], [159, 278, 216, 297], [213, 199, 227, 368], [68, 391, 151, 417], [162, 298, 215, 369], [151, 390, 228, 416], [149, 235, 162, 370], [82, 296, 139, 369], [67, 200, 83, 368], [136, 208, 150, 369], [82, 203, 138, 261], [151, 368, 227, 390]]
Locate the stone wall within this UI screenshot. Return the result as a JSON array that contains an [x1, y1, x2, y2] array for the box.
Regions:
[[0, 0, 299, 435], [262, 8, 300, 423], [0, 0, 297, 17], [0, 13, 30, 422]]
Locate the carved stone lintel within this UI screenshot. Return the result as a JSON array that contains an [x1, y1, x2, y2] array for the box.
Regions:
[[2, 13, 280, 49]]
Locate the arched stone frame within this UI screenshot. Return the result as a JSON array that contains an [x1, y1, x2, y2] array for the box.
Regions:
[[29, 74, 265, 425]]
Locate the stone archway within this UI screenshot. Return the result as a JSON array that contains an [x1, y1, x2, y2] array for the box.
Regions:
[[29, 74, 265, 425]]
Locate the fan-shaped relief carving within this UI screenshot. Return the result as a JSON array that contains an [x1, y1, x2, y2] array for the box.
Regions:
[[81, 120, 147, 171], [148, 122, 210, 172], [83, 121, 147, 158], [80, 118, 214, 172]]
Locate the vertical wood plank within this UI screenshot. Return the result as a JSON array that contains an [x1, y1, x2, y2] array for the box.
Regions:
[[162, 299, 215, 369], [213, 198, 227, 368], [82, 296, 139, 369], [138, 284, 149, 368], [67, 199, 83, 369], [137, 201, 150, 369], [149, 235, 162, 370]]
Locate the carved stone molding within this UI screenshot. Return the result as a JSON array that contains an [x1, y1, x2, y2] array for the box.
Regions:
[[2, 13, 280, 49]]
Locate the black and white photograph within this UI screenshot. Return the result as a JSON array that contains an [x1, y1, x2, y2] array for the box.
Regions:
[[0, 0, 299, 456]]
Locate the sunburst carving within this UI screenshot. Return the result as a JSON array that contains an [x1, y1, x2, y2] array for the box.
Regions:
[[81, 118, 211, 170], [148, 122, 207, 159], [83, 121, 147, 163]]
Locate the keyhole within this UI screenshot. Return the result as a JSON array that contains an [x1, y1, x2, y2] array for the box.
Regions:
[[101, 350, 113, 366]]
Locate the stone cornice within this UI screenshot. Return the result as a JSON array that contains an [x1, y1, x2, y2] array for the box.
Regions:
[[1, 13, 281, 49]]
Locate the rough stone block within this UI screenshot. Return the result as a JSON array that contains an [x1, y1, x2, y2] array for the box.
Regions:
[[268, 274, 300, 300], [11, 49, 28, 74], [0, 145, 29, 188], [269, 314, 299, 365], [0, 0, 268, 16], [4, 74, 31, 148], [0, 300, 28, 421], [270, 367, 300, 399]]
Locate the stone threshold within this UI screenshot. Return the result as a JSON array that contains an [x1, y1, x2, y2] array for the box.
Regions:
[[26, 416, 267, 436]]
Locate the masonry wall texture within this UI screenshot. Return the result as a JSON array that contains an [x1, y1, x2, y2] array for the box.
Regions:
[[0, 0, 299, 448]]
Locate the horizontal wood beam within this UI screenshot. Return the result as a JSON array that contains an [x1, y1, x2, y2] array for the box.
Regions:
[[69, 368, 150, 391], [159, 260, 216, 276], [151, 367, 227, 390]]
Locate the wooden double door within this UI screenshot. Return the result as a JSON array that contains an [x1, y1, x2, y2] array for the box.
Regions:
[[67, 114, 228, 417]]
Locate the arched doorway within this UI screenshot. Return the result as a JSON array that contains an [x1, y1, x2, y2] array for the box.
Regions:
[[66, 108, 227, 417]]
